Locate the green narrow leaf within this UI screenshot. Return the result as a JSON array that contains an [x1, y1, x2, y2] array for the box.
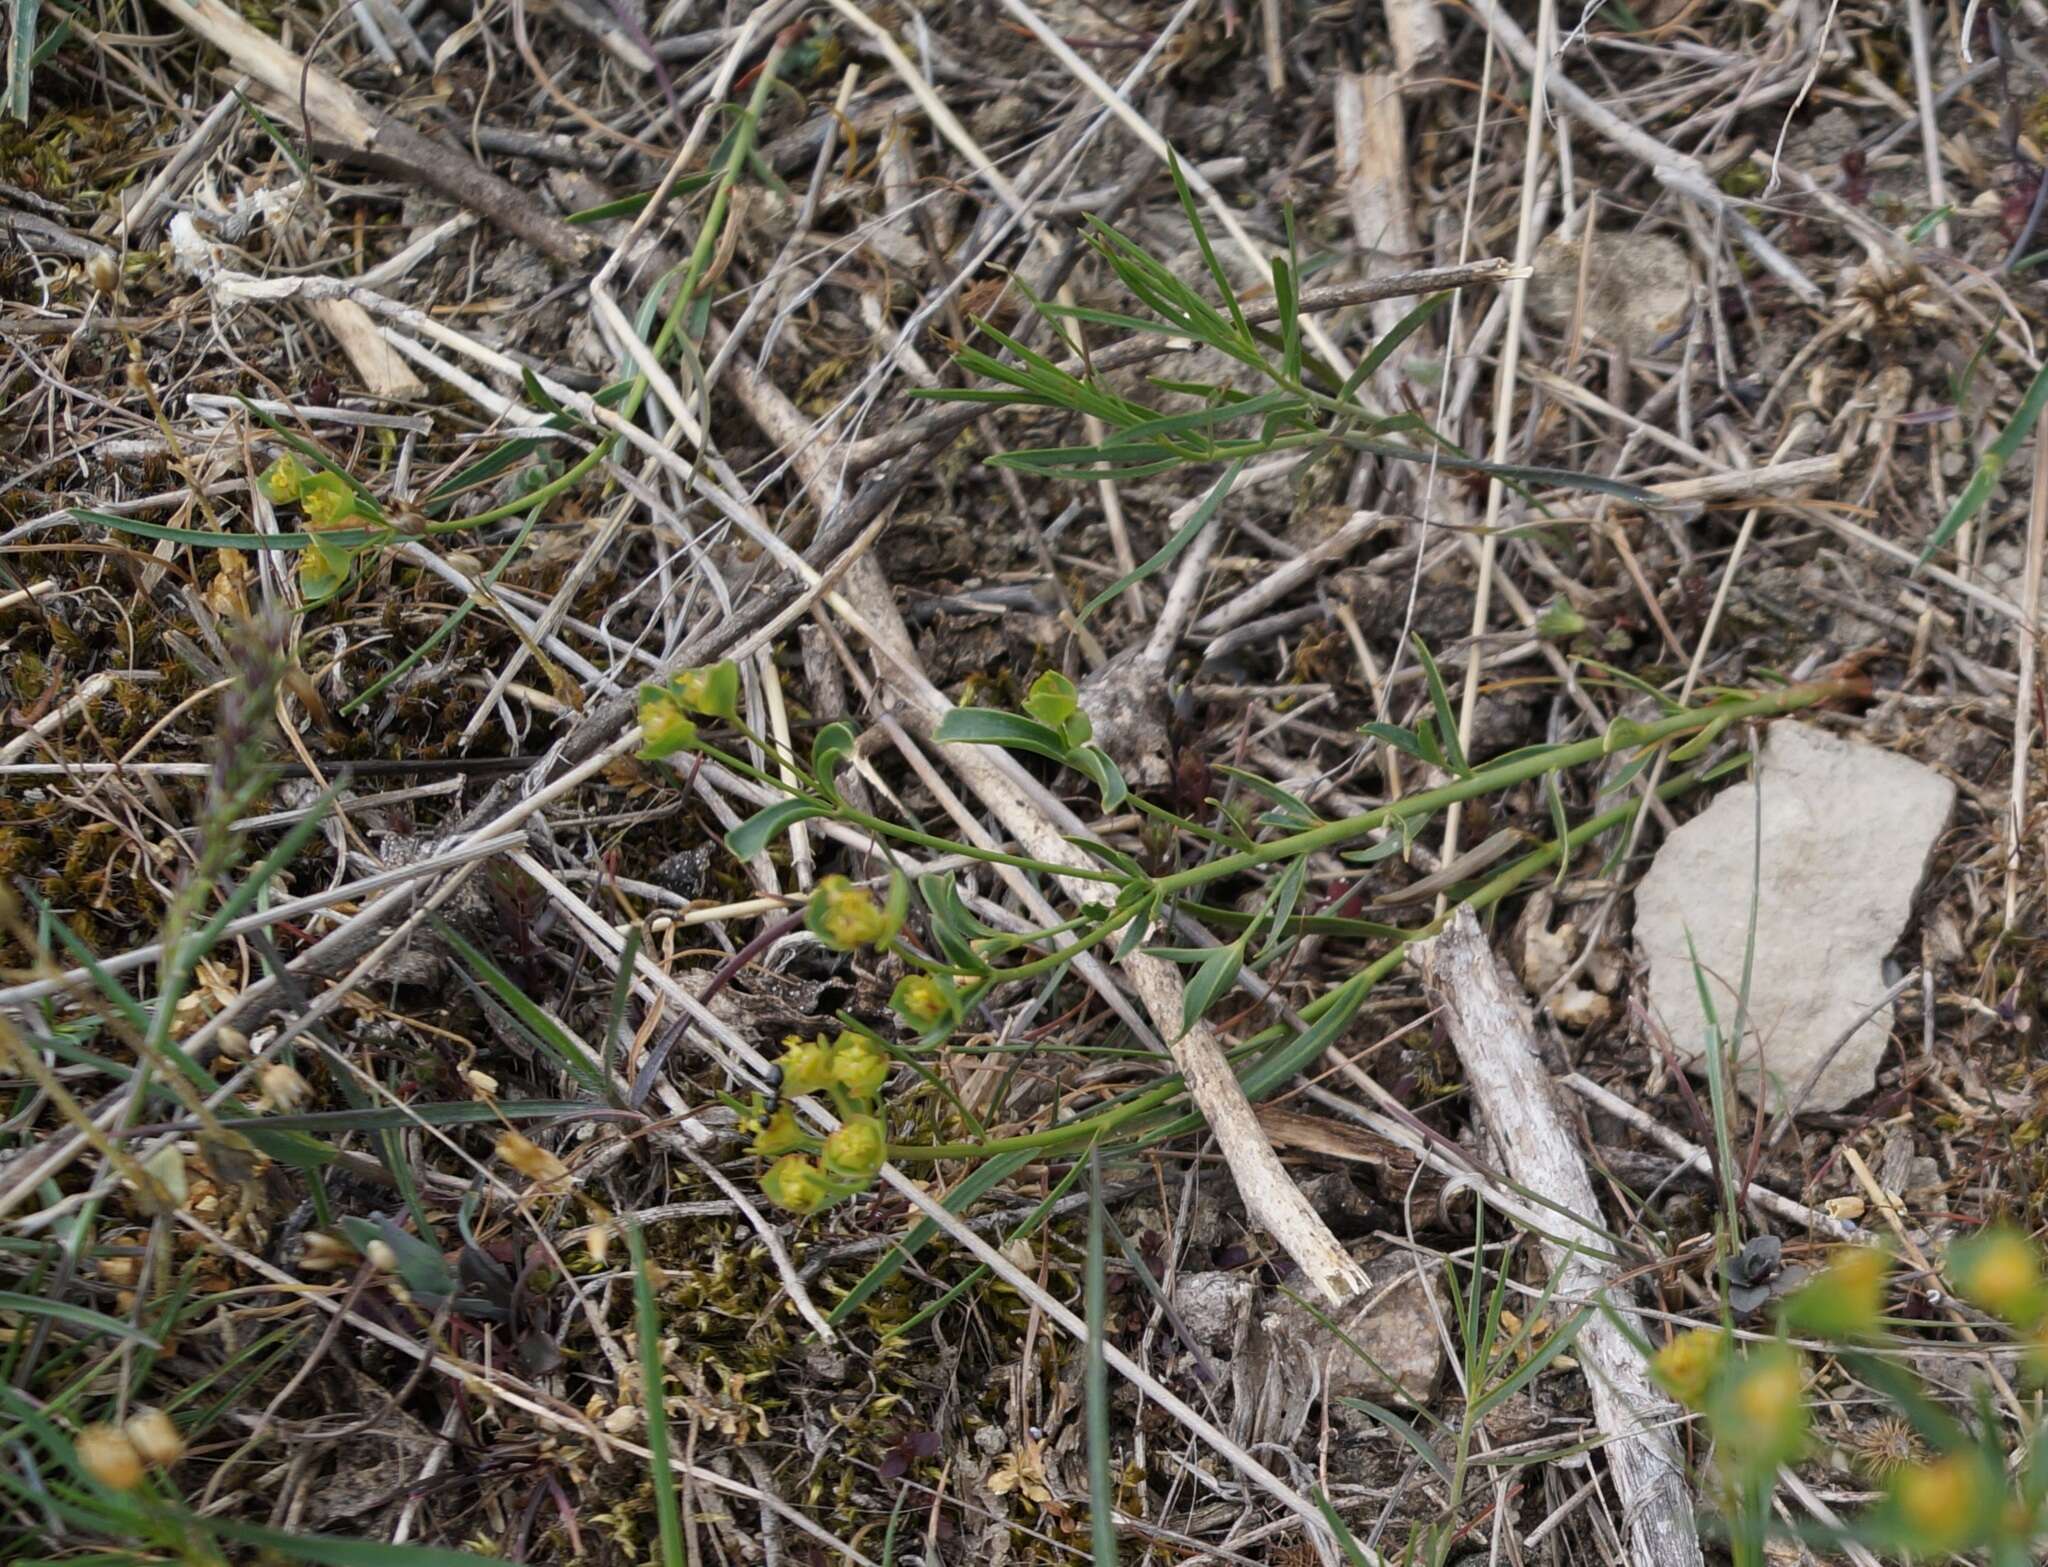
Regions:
[[1077, 458, 1244, 625], [1470, 1305, 1590, 1419], [1084, 1151, 1118, 1567], [725, 798, 829, 861], [810, 721, 857, 802], [625, 1221, 685, 1567], [197, 1516, 497, 1566], [1338, 291, 1450, 406], [1410, 634, 1469, 775], [69, 507, 370, 552], [1258, 856, 1308, 960], [1169, 151, 1250, 344], [519, 366, 572, 421], [1113, 892, 1158, 962], [603, 929, 642, 1107], [933, 707, 1070, 763], [1116, 388, 1299, 446], [826, 1148, 1036, 1325], [1179, 938, 1245, 1035], [1360, 721, 1429, 763], [1212, 765, 1322, 829], [1066, 745, 1129, 812], [1544, 774, 1571, 892], [1596, 747, 1656, 797], [6, 0, 39, 120], [1314, 1489, 1374, 1567], [433, 919, 607, 1094], [1921, 355, 2048, 565], [0, 1291, 159, 1348], [249, 1099, 591, 1134]]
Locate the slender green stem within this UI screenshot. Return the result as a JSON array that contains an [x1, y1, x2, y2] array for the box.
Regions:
[[1153, 682, 1842, 898], [886, 748, 1737, 1162]]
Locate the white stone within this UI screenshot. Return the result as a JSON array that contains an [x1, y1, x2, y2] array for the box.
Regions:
[[1633, 722, 1954, 1113]]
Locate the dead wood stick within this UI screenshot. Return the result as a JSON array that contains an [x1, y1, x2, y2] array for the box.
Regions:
[[1416, 909, 1704, 1567], [1381, 0, 1445, 78], [1334, 66, 1418, 413], [157, 0, 592, 266]]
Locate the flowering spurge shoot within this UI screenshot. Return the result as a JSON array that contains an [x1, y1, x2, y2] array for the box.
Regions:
[[636, 660, 742, 761], [889, 972, 961, 1036], [1949, 1224, 2046, 1330], [258, 455, 385, 605], [806, 874, 906, 951], [1779, 1243, 1890, 1341], [743, 1030, 898, 1216]]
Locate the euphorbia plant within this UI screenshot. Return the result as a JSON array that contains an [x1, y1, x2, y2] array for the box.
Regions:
[[636, 660, 1853, 1217]]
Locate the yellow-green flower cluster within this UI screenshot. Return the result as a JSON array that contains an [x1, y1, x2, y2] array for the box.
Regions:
[[636, 661, 741, 761], [1780, 1243, 1891, 1341], [806, 875, 904, 952], [745, 1031, 897, 1216], [261, 455, 370, 529], [1652, 1330, 1807, 1482], [890, 972, 958, 1031], [1949, 1225, 2046, 1332]]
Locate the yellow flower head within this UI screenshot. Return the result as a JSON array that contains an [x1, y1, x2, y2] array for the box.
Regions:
[[748, 1107, 809, 1158], [1950, 1225, 2046, 1329], [891, 973, 954, 1031], [298, 472, 357, 528], [1708, 1346, 1807, 1477], [495, 1130, 571, 1192], [776, 1035, 837, 1098], [829, 1033, 889, 1101], [761, 1154, 834, 1216], [258, 1061, 311, 1113], [260, 454, 308, 504], [75, 1425, 145, 1491], [809, 876, 896, 951], [1650, 1327, 1726, 1411], [1781, 1243, 1890, 1341], [124, 1410, 184, 1467], [668, 661, 740, 719], [821, 1114, 887, 1181], [1891, 1453, 1997, 1554], [636, 688, 699, 760]]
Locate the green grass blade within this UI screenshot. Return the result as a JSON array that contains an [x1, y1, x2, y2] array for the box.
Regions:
[[432, 919, 608, 1095], [70, 509, 380, 552], [1076, 458, 1243, 624], [0, 1292, 159, 1349], [1920, 356, 2048, 565], [624, 1221, 685, 1567], [6, 0, 38, 120], [1084, 1151, 1118, 1567], [828, 1148, 1035, 1326]]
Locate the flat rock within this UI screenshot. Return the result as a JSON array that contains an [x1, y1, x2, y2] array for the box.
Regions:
[[1526, 227, 1691, 356], [1634, 722, 1953, 1113]]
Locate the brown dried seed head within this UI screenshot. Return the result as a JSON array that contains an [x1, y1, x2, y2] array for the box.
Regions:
[[75, 1425, 145, 1491], [495, 1131, 571, 1191], [124, 1409, 184, 1467], [257, 1062, 310, 1112], [297, 1231, 358, 1272]]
